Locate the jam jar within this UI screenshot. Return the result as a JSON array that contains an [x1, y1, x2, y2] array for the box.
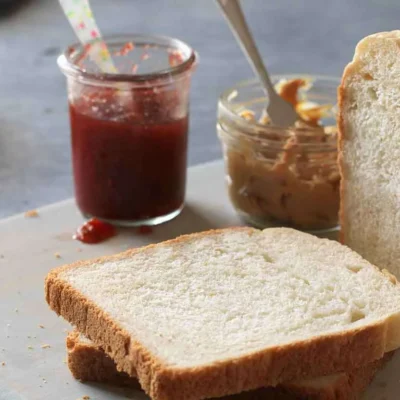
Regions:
[[217, 75, 340, 233], [58, 34, 197, 226]]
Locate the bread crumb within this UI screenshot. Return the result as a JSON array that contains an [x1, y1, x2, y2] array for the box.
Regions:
[[1, 362, 5, 366], [41, 344, 51, 349], [77, 248, 83, 252], [24, 209, 39, 218], [82, 396, 90, 400], [54, 253, 62, 259], [39, 324, 45, 329]]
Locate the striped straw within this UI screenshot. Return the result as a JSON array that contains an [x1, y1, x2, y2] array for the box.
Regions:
[[59, 0, 117, 73]]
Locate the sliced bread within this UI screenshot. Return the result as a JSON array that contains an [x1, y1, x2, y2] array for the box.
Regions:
[[66, 329, 392, 400], [46, 227, 400, 400], [66, 330, 140, 388], [338, 31, 400, 278]]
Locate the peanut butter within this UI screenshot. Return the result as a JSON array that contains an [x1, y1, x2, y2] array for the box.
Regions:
[[225, 79, 339, 231]]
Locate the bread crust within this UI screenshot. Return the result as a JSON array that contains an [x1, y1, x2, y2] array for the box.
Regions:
[[66, 330, 140, 388], [45, 228, 395, 400], [337, 35, 361, 245], [67, 330, 392, 400], [337, 68, 347, 245], [230, 353, 391, 400]]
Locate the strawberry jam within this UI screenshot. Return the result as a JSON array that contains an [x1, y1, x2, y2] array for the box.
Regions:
[[69, 95, 188, 223], [73, 218, 117, 244], [59, 35, 197, 226]]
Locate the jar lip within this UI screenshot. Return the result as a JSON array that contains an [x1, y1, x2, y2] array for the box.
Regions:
[[57, 33, 197, 85], [219, 74, 340, 133]]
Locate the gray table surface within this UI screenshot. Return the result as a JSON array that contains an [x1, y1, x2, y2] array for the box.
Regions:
[[1, 0, 399, 219]]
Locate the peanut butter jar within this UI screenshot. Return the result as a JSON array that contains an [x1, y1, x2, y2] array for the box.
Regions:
[[217, 75, 340, 233]]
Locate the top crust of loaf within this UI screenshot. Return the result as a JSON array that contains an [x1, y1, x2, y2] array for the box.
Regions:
[[338, 31, 400, 244], [339, 30, 400, 88], [45, 227, 400, 400]]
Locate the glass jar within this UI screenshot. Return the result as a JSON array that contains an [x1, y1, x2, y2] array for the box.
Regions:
[[217, 75, 340, 233], [58, 34, 197, 226]]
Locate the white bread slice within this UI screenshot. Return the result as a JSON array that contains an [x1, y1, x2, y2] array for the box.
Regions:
[[45, 227, 400, 400], [66, 330, 140, 388], [66, 330, 393, 400], [338, 31, 400, 278]]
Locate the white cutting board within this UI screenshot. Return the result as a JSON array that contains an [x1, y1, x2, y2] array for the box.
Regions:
[[0, 160, 398, 400]]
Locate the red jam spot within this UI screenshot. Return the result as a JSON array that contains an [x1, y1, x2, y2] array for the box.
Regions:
[[131, 64, 138, 74], [114, 42, 135, 56], [138, 225, 153, 235], [168, 49, 184, 67], [73, 218, 117, 244]]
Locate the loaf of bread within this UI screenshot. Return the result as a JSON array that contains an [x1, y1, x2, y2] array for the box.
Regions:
[[66, 330, 392, 400], [338, 31, 400, 278], [46, 227, 400, 400]]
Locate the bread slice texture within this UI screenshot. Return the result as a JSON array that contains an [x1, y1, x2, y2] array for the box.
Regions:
[[45, 227, 400, 400], [66, 329, 392, 400], [66, 330, 140, 388], [338, 31, 400, 278]]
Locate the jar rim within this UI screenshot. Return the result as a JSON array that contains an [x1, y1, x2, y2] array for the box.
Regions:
[[58, 33, 197, 86], [218, 74, 340, 134]]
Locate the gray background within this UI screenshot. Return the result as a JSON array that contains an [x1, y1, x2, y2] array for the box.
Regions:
[[1, 0, 399, 218]]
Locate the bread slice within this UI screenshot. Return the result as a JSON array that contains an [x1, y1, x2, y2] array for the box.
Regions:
[[66, 329, 392, 400], [338, 31, 400, 278], [45, 227, 400, 400], [66, 330, 140, 388]]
